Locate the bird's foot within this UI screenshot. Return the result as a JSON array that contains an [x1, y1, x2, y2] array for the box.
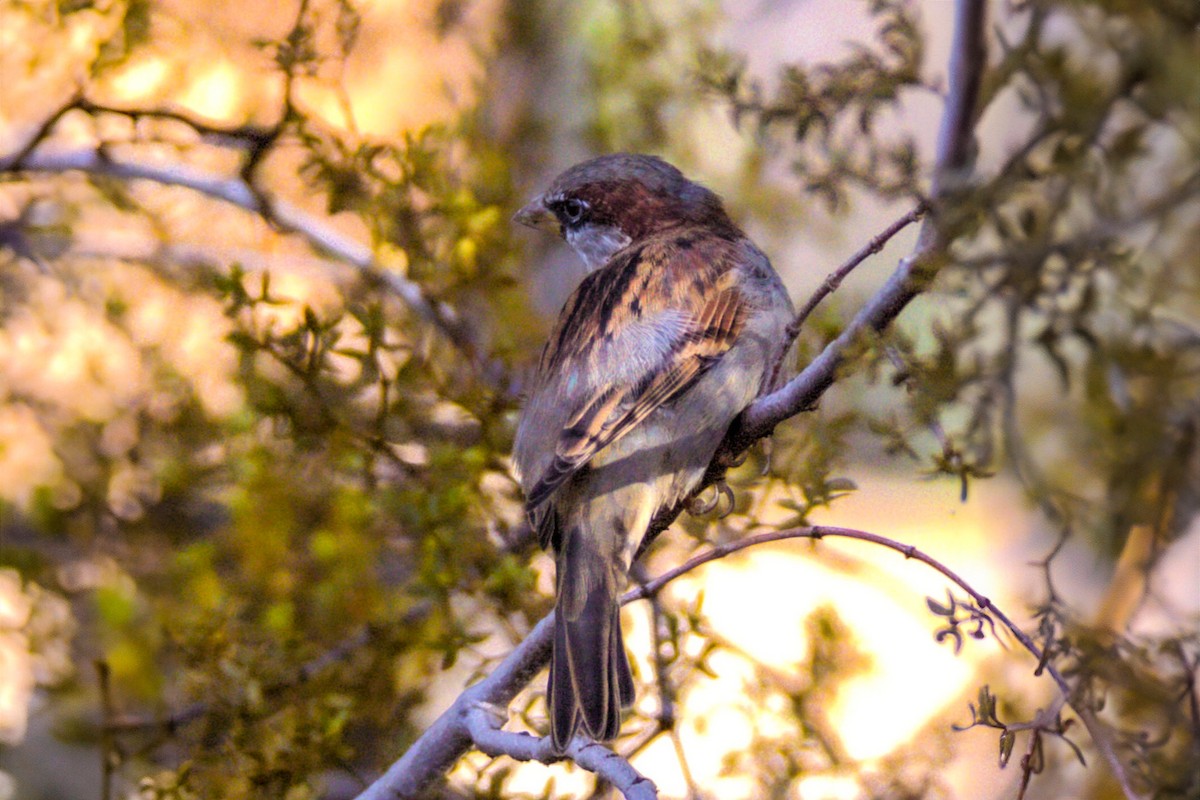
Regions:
[[686, 480, 735, 518]]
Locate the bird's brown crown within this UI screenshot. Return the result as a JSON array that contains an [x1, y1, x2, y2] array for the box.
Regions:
[[543, 154, 741, 241]]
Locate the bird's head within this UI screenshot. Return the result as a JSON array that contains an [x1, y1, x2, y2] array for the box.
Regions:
[[514, 154, 737, 271]]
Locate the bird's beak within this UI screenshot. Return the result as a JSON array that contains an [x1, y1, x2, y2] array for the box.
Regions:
[[513, 196, 557, 232]]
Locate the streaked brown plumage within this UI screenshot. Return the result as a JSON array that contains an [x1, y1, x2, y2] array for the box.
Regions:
[[513, 154, 793, 752]]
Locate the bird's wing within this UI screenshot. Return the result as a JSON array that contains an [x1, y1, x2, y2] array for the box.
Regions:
[[523, 234, 747, 512]]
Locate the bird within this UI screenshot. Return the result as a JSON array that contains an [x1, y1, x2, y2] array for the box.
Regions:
[[512, 153, 794, 752]]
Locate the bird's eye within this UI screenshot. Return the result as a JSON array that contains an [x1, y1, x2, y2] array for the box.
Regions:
[[559, 198, 588, 225]]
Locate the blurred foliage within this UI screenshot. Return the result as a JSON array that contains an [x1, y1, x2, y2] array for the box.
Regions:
[[698, 0, 925, 209], [0, 0, 1197, 799], [718, 606, 872, 794], [726, 3, 1199, 797]]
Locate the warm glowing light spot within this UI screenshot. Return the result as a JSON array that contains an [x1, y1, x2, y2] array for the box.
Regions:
[[0, 632, 33, 745], [0, 572, 33, 746], [797, 774, 861, 799], [617, 474, 1027, 796], [0, 406, 62, 510], [668, 652, 760, 796], [0, 282, 146, 423], [178, 60, 242, 122], [629, 735, 690, 797], [39, 310, 140, 420], [828, 587, 976, 761], [349, 49, 455, 134], [360, 0, 410, 13], [65, 16, 99, 59], [0, 573, 32, 630], [0, 14, 22, 54], [248, 270, 341, 332], [671, 547, 978, 761], [109, 56, 170, 101]]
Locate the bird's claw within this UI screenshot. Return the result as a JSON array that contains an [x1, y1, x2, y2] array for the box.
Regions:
[[687, 488, 719, 516], [685, 480, 735, 518]]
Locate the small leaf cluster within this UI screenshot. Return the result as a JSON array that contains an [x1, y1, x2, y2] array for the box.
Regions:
[[698, 0, 925, 209], [926, 591, 997, 656], [954, 684, 1084, 798]]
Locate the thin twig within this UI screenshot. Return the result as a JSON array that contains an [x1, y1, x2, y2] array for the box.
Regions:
[[669, 729, 702, 800], [72, 98, 279, 150], [103, 702, 207, 735], [630, 563, 677, 732], [2, 90, 84, 169], [787, 204, 926, 343], [627, 526, 1072, 697], [96, 661, 118, 800], [764, 204, 926, 393]]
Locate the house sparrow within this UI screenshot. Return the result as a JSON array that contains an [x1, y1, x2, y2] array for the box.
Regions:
[[513, 153, 794, 752]]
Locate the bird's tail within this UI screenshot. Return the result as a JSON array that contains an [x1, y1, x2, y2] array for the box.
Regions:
[[548, 523, 635, 753]]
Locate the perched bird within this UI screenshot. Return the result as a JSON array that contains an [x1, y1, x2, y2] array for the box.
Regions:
[[513, 154, 794, 752]]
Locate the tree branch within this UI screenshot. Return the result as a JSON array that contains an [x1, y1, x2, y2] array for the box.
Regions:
[[735, 0, 986, 446], [465, 705, 658, 800], [639, 0, 991, 555], [356, 613, 553, 800], [787, 205, 927, 341], [1, 123, 474, 359], [630, 526, 1069, 693], [358, 519, 1117, 798], [636, 527, 1145, 800], [765, 204, 926, 392]]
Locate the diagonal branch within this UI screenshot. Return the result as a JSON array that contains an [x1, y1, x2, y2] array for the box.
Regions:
[[356, 520, 1089, 799], [786, 204, 927, 342], [465, 705, 658, 800], [641, 0, 990, 551], [1, 118, 475, 360], [355, 613, 553, 800], [734, 0, 986, 447], [764, 204, 927, 393]]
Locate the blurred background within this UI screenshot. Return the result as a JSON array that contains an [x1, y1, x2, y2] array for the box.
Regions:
[[0, 0, 1197, 798]]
